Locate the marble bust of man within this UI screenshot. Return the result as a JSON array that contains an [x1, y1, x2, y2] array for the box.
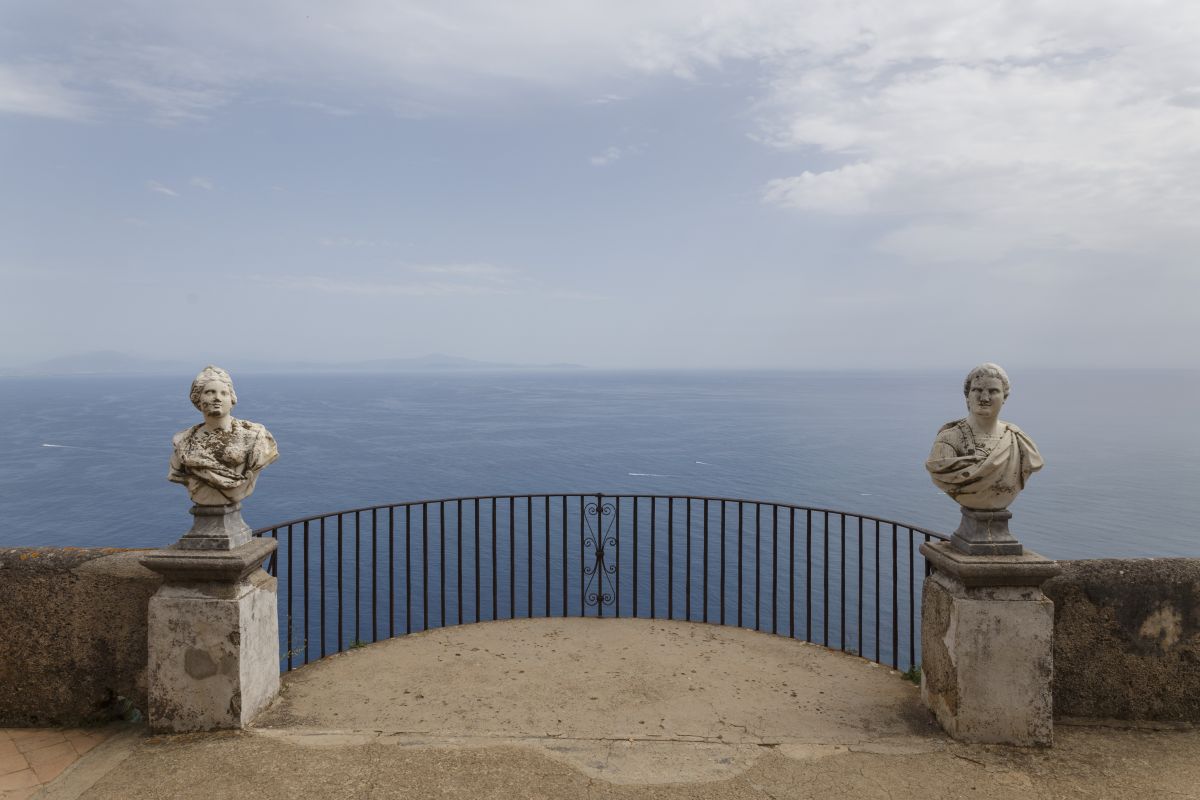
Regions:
[[168, 365, 279, 507], [925, 362, 1043, 511]]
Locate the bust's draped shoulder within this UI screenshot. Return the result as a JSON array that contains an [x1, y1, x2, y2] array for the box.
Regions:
[[168, 418, 279, 504], [925, 419, 1043, 509]]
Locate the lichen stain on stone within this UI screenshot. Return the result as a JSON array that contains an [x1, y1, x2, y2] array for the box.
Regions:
[[1139, 604, 1183, 651], [184, 648, 219, 679]]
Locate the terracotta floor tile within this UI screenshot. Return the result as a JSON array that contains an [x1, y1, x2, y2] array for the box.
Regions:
[[5, 730, 56, 743], [22, 741, 73, 767], [0, 786, 40, 800], [30, 752, 76, 785], [0, 754, 28, 777], [12, 733, 65, 754], [0, 768, 39, 791], [65, 730, 110, 756], [0, 787, 40, 800]]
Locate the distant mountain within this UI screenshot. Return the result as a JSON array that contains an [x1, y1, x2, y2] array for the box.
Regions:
[[2, 351, 585, 376]]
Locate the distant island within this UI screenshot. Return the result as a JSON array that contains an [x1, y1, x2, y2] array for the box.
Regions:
[[1, 351, 586, 376]]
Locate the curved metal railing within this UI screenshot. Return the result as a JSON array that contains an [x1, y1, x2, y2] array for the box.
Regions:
[[255, 493, 948, 673]]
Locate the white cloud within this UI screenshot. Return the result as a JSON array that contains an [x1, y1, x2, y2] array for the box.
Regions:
[[255, 263, 521, 297], [146, 180, 178, 197], [589, 143, 643, 167], [13, 2, 1200, 274], [0, 63, 89, 120], [409, 263, 513, 278], [189, 177, 214, 190]]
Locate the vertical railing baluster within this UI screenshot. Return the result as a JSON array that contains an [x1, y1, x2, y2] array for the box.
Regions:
[[389, 507, 395, 638], [544, 496, 551, 617], [596, 493, 605, 619], [286, 524, 293, 671], [510, 497, 516, 620], [737, 501, 743, 628], [822, 511, 829, 647], [372, 508, 378, 642], [527, 496, 533, 619], [874, 520, 880, 663], [337, 514, 344, 652], [858, 517, 864, 659], [685, 498, 692, 622], [703, 499, 709, 624], [421, 504, 428, 633], [303, 520, 310, 665], [650, 497, 657, 619], [805, 509, 812, 643], [615, 496, 622, 617], [440, 500, 446, 629], [633, 497, 639, 618], [561, 495, 567, 617], [840, 513, 846, 652], [492, 497, 498, 621], [720, 501, 726, 627], [892, 523, 899, 670], [458, 500, 463, 626], [474, 499, 481, 623], [754, 503, 761, 632], [578, 495, 585, 616], [667, 497, 674, 620], [405, 506, 411, 635], [355, 511, 361, 644], [319, 517, 326, 659], [771, 504, 778, 636], [909, 528, 916, 671], [789, 508, 795, 639]]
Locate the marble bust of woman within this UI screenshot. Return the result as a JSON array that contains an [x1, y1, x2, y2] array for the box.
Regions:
[[925, 363, 1043, 511], [168, 365, 279, 507]]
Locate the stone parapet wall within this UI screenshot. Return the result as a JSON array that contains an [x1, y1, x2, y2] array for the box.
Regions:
[[1044, 558, 1200, 722], [0, 547, 162, 726]]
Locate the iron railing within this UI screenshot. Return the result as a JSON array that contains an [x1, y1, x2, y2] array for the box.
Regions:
[[254, 493, 948, 673]]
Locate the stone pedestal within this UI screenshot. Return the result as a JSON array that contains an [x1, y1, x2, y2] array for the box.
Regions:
[[950, 507, 1022, 556], [919, 540, 1061, 745], [140, 537, 279, 733], [178, 503, 253, 551]]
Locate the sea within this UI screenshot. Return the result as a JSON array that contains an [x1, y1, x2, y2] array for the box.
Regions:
[[2, 368, 1195, 559], [4, 368, 1196, 671]]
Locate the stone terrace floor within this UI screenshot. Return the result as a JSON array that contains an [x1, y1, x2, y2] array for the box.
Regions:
[[19, 618, 1200, 799]]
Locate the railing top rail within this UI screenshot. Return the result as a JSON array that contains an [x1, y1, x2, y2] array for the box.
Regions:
[[253, 492, 949, 541]]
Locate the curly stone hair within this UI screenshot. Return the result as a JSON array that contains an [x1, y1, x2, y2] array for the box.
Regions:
[[962, 362, 1010, 399], [189, 365, 237, 411]]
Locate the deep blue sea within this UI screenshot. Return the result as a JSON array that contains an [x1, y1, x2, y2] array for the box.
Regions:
[[2, 368, 1196, 559]]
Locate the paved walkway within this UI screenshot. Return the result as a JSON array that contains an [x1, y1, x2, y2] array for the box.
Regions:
[[0, 727, 115, 799], [22, 619, 1200, 799]]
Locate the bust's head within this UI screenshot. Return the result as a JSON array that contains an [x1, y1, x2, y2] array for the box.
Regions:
[[962, 363, 1009, 421], [189, 365, 237, 413], [962, 363, 1010, 399]]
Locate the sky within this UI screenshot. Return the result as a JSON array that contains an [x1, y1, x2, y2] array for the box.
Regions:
[[2, 1, 1198, 370]]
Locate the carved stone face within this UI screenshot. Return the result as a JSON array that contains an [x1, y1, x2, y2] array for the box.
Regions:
[[199, 380, 234, 420], [966, 376, 1005, 420]]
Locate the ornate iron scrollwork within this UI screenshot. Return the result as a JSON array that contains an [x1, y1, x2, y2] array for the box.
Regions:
[[583, 496, 617, 610]]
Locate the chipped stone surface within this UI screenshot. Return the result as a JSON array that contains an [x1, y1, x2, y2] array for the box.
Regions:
[[0, 548, 161, 726], [1044, 558, 1200, 721], [921, 570, 1055, 746], [146, 570, 279, 733]]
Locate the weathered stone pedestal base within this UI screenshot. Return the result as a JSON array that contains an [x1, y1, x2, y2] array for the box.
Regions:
[[920, 541, 1060, 746], [141, 538, 279, 733], [178, 503, 253, 551]]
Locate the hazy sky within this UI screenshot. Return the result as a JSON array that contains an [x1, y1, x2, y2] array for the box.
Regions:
[[3, 1, 1198, 369]]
